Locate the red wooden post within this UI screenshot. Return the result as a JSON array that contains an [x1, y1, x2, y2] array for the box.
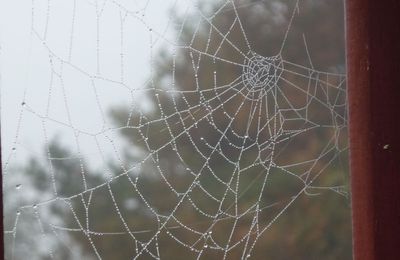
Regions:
[[346, 1, 400, 259]]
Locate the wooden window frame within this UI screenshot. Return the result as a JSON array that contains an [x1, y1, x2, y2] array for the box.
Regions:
[[347, 0, 400, 259]]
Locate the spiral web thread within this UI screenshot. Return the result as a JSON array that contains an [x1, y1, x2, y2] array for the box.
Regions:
[[2, 0, 348, 259]]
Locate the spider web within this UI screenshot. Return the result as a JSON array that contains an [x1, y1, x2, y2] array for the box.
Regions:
[[2, 0, 349, 259]]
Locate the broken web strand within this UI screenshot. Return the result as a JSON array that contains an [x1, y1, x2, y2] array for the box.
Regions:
[[2, 0, 348, 259]]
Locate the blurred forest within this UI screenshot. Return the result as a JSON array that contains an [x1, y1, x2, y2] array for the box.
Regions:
[[4, 0, 351, 259]]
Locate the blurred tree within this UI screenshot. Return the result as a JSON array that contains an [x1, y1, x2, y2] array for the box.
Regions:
[[108, 0, 351, 258]]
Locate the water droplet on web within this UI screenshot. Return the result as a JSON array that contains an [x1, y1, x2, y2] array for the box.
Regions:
[[15, 184, 22, 190], [33, 204, 38, 209], [16, 210, 21, 216]]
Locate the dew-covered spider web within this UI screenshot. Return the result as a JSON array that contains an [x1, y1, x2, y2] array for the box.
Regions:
[[1, 0, 351, 259]]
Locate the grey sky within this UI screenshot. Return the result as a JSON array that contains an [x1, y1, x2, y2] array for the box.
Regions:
[[0, 0, 189, 168]]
